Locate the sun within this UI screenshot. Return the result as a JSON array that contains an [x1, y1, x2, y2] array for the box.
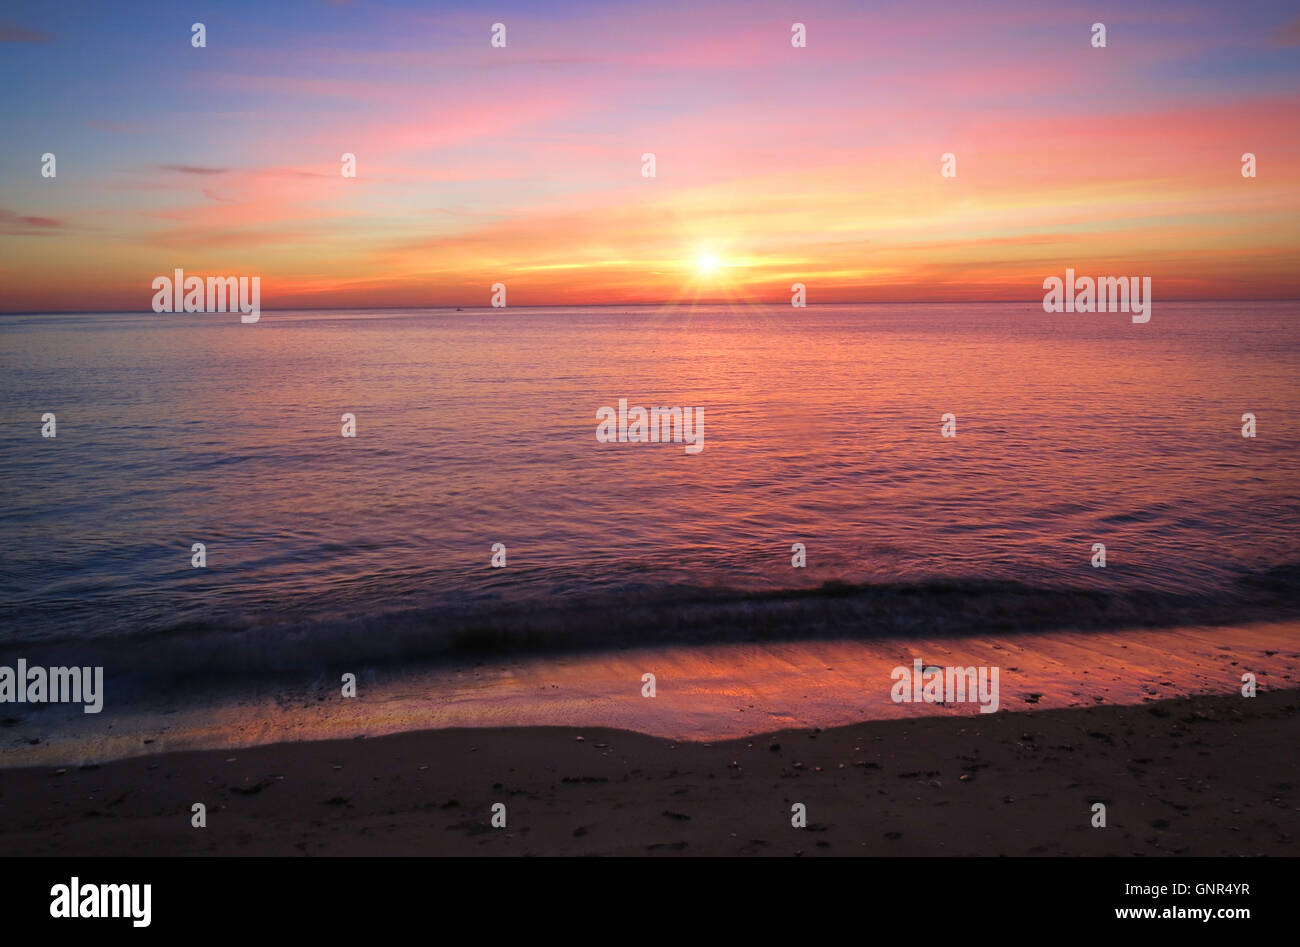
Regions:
[[694, 251, 722, 276]]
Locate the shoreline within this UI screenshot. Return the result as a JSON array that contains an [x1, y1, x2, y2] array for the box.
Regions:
[[5, 620, 1297, 769], [1, 689, 1295, 856]]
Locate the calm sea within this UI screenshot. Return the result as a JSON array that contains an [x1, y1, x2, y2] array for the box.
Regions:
[[2, 302, 1297, 672]]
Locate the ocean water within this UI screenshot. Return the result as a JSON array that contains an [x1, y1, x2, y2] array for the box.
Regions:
[[1, 302, 1298, 673]]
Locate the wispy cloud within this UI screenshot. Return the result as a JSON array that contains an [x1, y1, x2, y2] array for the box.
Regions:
[[159, 165, 231, 176], [0, 209, 63, 235], [1273, 15, 1300, 46], [0, 24, 52, 43]]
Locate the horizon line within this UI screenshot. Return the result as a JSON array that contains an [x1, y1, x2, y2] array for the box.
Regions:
[[5, 297, 1300, 317]]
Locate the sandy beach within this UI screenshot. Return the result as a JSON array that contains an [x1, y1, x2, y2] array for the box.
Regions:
[[2, 687, 1294, 857]]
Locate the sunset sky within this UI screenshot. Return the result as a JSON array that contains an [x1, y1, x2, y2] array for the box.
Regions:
[[1, 0, 1298, 311]]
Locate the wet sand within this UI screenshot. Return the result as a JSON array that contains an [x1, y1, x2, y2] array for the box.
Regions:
[[0, 688, 1295, 856], [4, 620, 1297, 768]]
